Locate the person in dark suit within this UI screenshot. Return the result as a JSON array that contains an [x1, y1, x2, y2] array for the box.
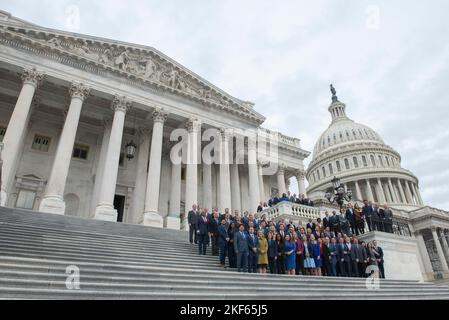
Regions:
[[208, 210, 220, 256], [247, 226, 259, 273], [275, 233, 285, 274], [218, 218, 229, 267], [196, 208, 210, 255], [187, 204, 199, 244], [306, 219, 315, 233], [337, 237, 351, 277], [322, 237, 331, 276], [345, 204, 356, 236], [372, 203, 381, 231], [372, 240, 385, 278], [267, 232, 278, 274], [382, 205, 393, 233], [329, 210, 340, 234], [227, 222, 237, 268], [362, 200, 373, 232], [328, 237, 338, 276], [234, 224, 249, 272], [323, 211, 330, 230], [350, 238, 367, 277]]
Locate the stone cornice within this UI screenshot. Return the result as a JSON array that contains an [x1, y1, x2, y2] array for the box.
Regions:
[[0, 22, 265, 125]]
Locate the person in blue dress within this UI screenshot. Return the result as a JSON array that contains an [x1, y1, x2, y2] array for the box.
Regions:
[[283, 234, 296, 275], [302, 236, 315, 275]]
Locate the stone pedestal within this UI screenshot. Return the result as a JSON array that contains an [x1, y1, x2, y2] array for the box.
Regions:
[[166, 216, 181, 230], [38, 195, 65, 215], [94, 204, 118, 222], [143, 211, 164, 227]]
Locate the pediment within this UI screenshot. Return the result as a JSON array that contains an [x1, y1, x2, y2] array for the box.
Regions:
[[0, 15, 265, 125]]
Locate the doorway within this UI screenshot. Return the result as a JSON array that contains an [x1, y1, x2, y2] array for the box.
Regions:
[[113, 195, 126, 222]]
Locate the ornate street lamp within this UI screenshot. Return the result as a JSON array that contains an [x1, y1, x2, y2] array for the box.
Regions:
[[125, 108, 137, 161], [325, 176, 352, 209]]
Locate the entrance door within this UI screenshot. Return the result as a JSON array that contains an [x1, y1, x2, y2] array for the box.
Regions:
[[113, 195, 126, 222]]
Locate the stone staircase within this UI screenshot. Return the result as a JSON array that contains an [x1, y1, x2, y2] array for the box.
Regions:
[[0, 207, 448, 299]]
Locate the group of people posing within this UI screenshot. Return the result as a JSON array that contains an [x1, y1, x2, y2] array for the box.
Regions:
[[188, 200, 386, 279], [256, 192, 315, 212]]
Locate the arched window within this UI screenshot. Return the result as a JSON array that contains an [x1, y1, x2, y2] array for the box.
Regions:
[[328, 163, 333, 175], [353, 157, 359, 168], [362, 155, 368, 167], [336, 160, 341, 172], [317, 170, 320, 180], [385, 156, 390, 166], [370, 155, 376, 166], [322, 166, 326, 177], [378, 155, 384, 166], [344, 158, 350, 169]]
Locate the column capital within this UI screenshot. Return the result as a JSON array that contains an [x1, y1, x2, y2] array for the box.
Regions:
[[219, 127, 232, 141], [152, 108, 169, 123], [111, 95, 132, 113], [185, 118, 201, 133], [295, 169, 306, 180], [69, 82, 91, 101], [21, 67, 44, 87], [277, 163, 287, 175]]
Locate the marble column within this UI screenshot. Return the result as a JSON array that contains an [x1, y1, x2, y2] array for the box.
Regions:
[[94, 95, 130, 221], [354, 180, 362, 202], [230, 163, 241, 214], [431, 227, 449, 271], [383, 182, 392, 203], [1, 68, 43, 206], [365, 179, 374, 202], [415, 231, 434, 275], [438, 228, 449, 265], [257, 161, 265, 203], [167, 161, 181, 229], [39, 82, 90, 214], [296, 170, 307, 197], [277, 165, 287, 196], [412, 183, 423, 205], [219, 128, 232, 213], [387, 178, 398, 203], [404, 180, 414, 205], [397, 179, 407, 204], [143, 108, 168, 227], [247, 137, 260, 213], [129, 126, 151, 224], [376, 178, 386, 205], [184, 119, 201, 218], [202, 163, 212, 211]]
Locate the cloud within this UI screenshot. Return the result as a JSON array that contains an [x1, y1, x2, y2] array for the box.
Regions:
[[3, 0, 448, 210]]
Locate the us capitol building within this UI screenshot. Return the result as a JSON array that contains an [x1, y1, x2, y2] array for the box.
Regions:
[[0, 11, 448, 282]]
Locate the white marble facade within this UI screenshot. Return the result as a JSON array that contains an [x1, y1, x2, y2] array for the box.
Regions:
[[0, 11, 309, 229]]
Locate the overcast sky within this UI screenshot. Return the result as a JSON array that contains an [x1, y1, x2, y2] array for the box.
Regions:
[[2, 1, 448, 210]]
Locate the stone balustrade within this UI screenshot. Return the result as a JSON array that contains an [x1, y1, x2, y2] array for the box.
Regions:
[[260, 201, 320, 224]]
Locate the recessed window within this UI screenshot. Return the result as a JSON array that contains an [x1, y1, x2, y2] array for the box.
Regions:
[[322, 166, 326, 177], [31, 135, 51, 152], [16, 189, 36, 209], [317, 170, 320, 180], [344, 158, 350, 170], [378, 155, 384, 166], [353, 157, 359, 168], [336, 160, 341, 172], [385, 156, 390, 166], [370, 155, 376, 166], [0, 126, 6, 142], [119, 152, 125, 167], [362, 155, 368, 167], [328, 163, 333, 175], [72, 144, 89, 160]]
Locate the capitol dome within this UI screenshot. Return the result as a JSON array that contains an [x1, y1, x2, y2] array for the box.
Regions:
[[306, 86, 424, 210]]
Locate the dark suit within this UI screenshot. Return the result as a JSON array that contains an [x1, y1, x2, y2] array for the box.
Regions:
[[247, 233, 259, 273], [196, 214, 210, 255], [322, 243, 331, 276], [328, 243, 338, 276], [267, 239, 278, 274], [362, 205, 373, 232], [234, 231, 249, 272], [337, 242, 352, 277], [329, 215, 340, 234], [208, 216, 220, 256], [345, 208, 356, 236], [372, 208, 381, 231], [323, 216, 330, 230], [218, 224, 228, 265], [373, 245, 385, 278], [350, 243, 367, 277], [188, 210, 199, 243], [383, 209, 393, 233]]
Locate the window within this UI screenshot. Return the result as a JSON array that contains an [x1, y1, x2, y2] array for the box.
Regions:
[[328, 163, 333, 175], [362, 155, 368, 167], [119, 152, 125, 167], [336, 160, 341, 172], [353, 157, 359, 168], [378, 155, 384, 166], [31, 135, 51, 152], [0, 126, 6, 142], [317, 170, 320, 180], [385, 156, 390, 166], [16, 190, 36, 209], [370, 155, 376, 166], [72, 144, 89, 160], [344, 158, 350, 170], [322, 166, 326, 178]]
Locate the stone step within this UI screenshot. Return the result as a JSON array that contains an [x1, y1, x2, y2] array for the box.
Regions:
[[1, 287, 448, 300], [0, 270, 444, 290]]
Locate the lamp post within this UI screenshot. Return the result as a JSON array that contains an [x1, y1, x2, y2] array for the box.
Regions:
[[325, 176, 352, 209]]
